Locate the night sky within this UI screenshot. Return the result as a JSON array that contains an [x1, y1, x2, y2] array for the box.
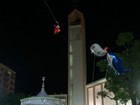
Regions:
[[2, 0, 140, 95]]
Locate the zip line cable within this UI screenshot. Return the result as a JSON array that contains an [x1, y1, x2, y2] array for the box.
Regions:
[[43, 0, 58, 22]]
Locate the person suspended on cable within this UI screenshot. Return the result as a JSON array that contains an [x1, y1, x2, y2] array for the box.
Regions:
[[43, 0, 61, 35], [54, 21, 60, 35]]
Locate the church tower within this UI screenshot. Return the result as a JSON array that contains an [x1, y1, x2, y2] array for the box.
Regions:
[[68, 9, 86, 105]]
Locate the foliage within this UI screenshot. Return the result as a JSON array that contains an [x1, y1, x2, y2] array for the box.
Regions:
[[116, 32, 134, 47], [96, 32, 140, 105], [0, 92, 26, 105]]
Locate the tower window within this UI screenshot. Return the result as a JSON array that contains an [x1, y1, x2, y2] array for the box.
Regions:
[[70, 18, 81, 25]]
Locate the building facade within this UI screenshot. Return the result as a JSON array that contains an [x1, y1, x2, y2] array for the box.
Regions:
[[0, 63, 16, 95]]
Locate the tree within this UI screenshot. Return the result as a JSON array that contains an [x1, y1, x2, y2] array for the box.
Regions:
[[97, 32, 140, 105], [0, 92, 27, 105]]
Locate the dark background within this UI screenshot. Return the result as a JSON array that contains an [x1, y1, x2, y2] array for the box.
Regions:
[[2, 0, 140, 95]]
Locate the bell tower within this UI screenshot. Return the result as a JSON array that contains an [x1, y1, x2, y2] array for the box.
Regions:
[[68, 9, 86, 105]]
